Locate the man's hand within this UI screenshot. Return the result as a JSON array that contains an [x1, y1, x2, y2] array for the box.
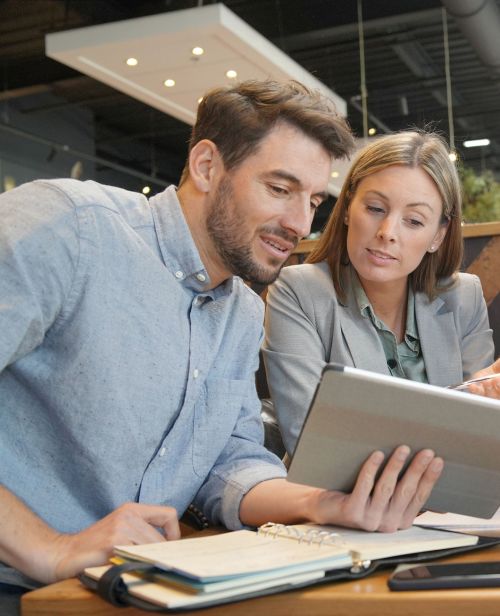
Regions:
[[0, 495, 180, 585], [469, 358, 500, 400], [240, 446, 443, 532], [45, 502, 179, 583], [310, 446, 443, 532]]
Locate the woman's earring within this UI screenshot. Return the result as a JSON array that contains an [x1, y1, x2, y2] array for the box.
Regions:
[[429, 245, 436, 253]]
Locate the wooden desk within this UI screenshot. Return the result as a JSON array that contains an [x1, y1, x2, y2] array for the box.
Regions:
[[22, 544, 500, 616]]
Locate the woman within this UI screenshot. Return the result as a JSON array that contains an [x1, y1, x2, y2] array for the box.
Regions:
[[263, 130, 499, 456]]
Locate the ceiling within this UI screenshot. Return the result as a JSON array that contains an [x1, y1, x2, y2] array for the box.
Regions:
[[1, 0, 500, 215]]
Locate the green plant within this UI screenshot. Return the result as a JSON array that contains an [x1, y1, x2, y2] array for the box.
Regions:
[[460, 166, 500, 223]]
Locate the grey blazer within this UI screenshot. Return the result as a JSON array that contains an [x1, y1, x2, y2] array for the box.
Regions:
[[263, 261, 494, 455]]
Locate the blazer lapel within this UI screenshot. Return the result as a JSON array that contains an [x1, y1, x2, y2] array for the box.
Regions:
[[338, 283, 391, 375], [416, 292, 463, 386]]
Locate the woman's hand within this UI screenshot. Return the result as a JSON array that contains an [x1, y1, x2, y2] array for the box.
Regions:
[[469, 358, 500, 400]]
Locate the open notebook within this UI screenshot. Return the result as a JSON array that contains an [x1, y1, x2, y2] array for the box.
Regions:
[[82, 522, 479, 610]]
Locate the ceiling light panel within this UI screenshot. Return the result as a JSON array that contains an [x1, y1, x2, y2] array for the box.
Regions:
[[45, 3, 346, 127]]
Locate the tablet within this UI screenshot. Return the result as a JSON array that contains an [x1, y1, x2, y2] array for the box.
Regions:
[[287, 364, 500, 518]]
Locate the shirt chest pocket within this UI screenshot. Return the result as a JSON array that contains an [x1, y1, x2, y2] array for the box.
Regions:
[[192, 377, 248, 478]]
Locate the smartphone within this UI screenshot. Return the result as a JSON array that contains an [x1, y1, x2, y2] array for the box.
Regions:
[[388, 561, 500, 591]]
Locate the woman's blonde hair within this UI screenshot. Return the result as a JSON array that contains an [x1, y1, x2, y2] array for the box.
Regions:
[[307, 130, 463, 300]]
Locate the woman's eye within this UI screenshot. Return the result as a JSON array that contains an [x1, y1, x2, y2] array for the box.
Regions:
[[366, 204, 384, 214], [407, 218, 424, 227]]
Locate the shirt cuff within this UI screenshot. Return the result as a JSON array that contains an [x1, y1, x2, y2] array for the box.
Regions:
[[221, 462, 287, 530]]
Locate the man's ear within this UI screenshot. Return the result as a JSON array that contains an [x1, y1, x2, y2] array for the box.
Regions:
[[188, 140, 222, 193]]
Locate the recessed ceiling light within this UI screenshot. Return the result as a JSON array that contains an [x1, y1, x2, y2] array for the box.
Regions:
[[331, 171, 339, 178], [46, 3, 347, 140], [463, 138, 490, 148], [368, 127, 377, 136], [142, 185, 151, 195], [449, 151, 458, 162], [126, 57, 138, 66], [226, 69, 237, 79], [163, 79, 176, 87], [191, 46, 204, 56]]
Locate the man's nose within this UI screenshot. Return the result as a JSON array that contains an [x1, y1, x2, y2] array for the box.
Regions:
[[281, 198, 314, 240]]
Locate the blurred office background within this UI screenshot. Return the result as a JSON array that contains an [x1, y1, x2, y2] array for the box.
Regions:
[[0, 0, 499, 223]]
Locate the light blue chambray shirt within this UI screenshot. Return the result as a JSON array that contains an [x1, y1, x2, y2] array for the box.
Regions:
[[0, 179, 285, 587]]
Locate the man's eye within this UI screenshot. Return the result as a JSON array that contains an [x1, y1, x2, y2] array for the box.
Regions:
[[269, 185, 288, 196]]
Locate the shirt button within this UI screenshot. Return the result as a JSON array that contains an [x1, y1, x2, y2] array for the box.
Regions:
[[159, 447, 166, 457], [196, 273, 206, 282], [175, 270, 183, 279], [193, 368, 199, 379]]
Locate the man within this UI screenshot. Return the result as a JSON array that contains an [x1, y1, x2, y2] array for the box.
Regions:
[[0, 80, 443, 598]]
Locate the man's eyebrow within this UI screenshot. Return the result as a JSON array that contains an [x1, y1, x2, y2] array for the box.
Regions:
[[266, 170, 329, 201], [365, 190, 435, 211]]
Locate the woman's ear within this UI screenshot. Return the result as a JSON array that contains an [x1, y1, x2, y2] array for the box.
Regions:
[[428, 219, 449, 253], [188, 139, 222, 193]]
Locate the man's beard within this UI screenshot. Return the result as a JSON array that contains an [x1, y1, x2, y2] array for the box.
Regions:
[[206, 176, 295, 285]]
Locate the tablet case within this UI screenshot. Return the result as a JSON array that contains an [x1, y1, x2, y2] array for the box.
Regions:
[[288, 364, 500, 518]]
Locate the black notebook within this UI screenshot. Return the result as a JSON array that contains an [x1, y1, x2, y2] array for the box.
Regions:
[[82, 522, 480, 610]]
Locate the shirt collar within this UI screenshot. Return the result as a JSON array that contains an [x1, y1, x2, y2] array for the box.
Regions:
[[148, 185, 234, 297], [351, 267, 420, 346]]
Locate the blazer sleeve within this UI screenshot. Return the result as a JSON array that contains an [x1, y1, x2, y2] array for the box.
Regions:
[[456, 273, 495, 379], [263, 265, 332, 455]]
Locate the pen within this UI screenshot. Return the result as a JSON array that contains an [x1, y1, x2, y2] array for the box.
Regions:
[[448, 373, 500, 391]]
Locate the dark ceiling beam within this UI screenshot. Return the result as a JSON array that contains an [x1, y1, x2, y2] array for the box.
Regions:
[[0, 84, 51, 101], [20, 92, 124, 114], [0, 75, 92, 102], [0, 58, 79, 90], [281, 8, 443, 52]]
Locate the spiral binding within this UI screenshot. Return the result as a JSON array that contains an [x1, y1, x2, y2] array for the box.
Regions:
[[257, 522, 345, 548]]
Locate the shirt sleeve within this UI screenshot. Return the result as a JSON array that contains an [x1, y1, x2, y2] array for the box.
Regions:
[[262, 267, 329, 455], [0, 181, 80, 371]]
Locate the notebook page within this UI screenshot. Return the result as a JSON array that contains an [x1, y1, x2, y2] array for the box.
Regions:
[[84, 565, 326, 609], [278, 524, 478, 560], [416, 507, 500, 536], [114, 529, 351, 582]]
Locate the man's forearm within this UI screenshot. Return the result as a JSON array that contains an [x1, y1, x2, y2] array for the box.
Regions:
[[0, 485, 60, 583], [239, 447, 443, 533], [239, 478, 324, 527]]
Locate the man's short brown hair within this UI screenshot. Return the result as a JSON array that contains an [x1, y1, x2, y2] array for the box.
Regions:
[[179, 79, 354, 185]]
